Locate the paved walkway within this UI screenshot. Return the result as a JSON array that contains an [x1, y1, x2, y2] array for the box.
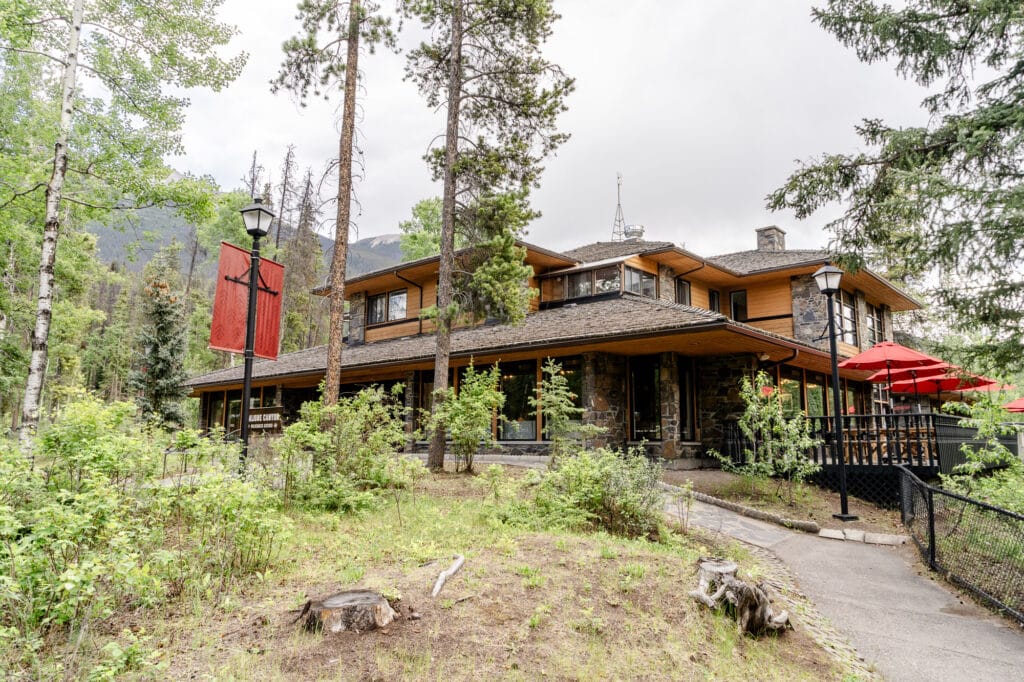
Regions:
[[472, 455, 1024, 681], [666, 495, 1024, 682]]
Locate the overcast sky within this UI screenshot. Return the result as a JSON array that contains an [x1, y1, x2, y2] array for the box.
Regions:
[[179, 0, 930, 257]]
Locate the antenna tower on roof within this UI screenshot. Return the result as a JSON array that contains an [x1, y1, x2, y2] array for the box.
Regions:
[[611, 172, 626, 242]]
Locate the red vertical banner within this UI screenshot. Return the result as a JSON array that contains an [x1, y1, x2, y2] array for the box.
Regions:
[[209, 242, 284, 360]]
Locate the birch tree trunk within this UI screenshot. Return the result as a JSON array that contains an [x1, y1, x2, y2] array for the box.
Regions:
[[323, 0, 360, 408], [426, 0, 464, 471], [20, 0, 85, 451]]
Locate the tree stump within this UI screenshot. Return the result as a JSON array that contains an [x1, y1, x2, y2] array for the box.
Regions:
[[294, 590, 397, 634], [688, 557, 790, 636]]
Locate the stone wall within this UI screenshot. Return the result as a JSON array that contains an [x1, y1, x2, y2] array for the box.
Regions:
[[790, 274, 829, 351], [582, 352, 627, 449], [348, 292, 366, 344], [697, 354, 758, 453]]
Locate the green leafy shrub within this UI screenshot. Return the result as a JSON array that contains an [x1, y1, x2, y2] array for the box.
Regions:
[[274, 385, 423, 510], [941, 396, 1024, 513], [529, 357, 605, 464], [532, 447, 663, 538], [0, 396, 290, 677], [710, 371, 821, 503], [427, 361, 504, 472]]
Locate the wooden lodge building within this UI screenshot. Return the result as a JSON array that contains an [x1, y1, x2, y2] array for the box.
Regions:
[[186, 226, 920, 468]]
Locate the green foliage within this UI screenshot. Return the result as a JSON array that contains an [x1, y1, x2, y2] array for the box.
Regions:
[[399, 196, 448, 261], [280, 170, 328, 353], [710, 371, 821, 504], [940, 395, 1024, 513], [768, 1, 1024, 372], [0, 396, 289, 677], [273, 0, 396, 105], [427, 361, 504, 472], [531, 446, 664, 539], [130, 246, 189, 426], [530, 357, 604, 462], [274, 385, 424, 510]]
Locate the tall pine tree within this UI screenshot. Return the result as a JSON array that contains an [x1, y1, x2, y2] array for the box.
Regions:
[[769, 1, 1024, 371], [131, 246, 189, 426], [400, 0, 574, 470]]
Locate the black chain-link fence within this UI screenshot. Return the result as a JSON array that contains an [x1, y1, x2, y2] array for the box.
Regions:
[[898, 465, 1024, 624]]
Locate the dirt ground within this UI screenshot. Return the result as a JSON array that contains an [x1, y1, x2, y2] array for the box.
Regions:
[[663, 469, 904, 535]]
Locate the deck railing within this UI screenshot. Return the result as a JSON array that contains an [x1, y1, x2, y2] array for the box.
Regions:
[[725, 413, 1018, 472]]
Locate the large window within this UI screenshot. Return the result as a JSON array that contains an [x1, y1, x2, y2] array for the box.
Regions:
[[835, 290, 858, 345], [778, 366, 803, 418], [866, 303, 884, 347], [567, 271, 593, 299], [543, 356, 583, 438], [629, 355, 661, 440], [500, 360, 537, 440], [730, 290, 748, 321], [625, 267, 656, 298], [368, 289, 407, 325], [594, 265, 621, 294], [675, 279, 691, 306]]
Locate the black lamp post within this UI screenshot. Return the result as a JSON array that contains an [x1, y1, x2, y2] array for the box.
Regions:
[[813, 264, 858, 522], [238, 197, 275, 463]]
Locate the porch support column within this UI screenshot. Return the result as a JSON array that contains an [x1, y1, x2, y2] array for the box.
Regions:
[[660, 352, 681, 459], [403, 371, 416, 452]]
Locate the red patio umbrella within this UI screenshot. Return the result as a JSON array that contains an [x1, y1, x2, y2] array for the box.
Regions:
[[890, 373, 997, 402], [866, 362, 951, 383], [840, 342, 944, 408], [1002, 397, 1024, 413]]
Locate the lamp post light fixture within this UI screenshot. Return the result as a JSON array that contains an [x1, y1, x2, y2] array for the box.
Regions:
[[238, 197, 275, 463], [813, 264, 858, 522]]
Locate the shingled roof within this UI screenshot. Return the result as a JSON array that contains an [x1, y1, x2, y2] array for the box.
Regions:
[[562, 240, 675, 263], [186, 295, 728, 389], [705, 248, 830, 274]]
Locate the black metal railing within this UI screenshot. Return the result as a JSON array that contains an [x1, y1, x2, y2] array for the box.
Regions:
[[898, 465, 1024, 625], [724, 413, 1018, 471]]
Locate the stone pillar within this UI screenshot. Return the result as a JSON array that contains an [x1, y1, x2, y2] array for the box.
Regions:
[[582, 352, 627, 449], [659, 352, 680, 458], [790, 274, 829, 351], [697, 355, 758, 453], [658, 264, 676, 304], [403, 371, 416, 452], [348, 292, 366, 344]]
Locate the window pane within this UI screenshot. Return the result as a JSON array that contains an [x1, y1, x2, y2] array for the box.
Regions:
[[594, 265, 621, 294], [640, 271, 656, 298], [806, 377, 825, 417], [568, 271, 593, 298], [368, 294, 387, 324], [500, 360, 537, 440], [730, 291, 748, 321], [708, 290, 721, 312], [779, 377, 802, 417], [676, 280, 691, 306], [388, 290, 407, 321], [630, 356, 661, 440]]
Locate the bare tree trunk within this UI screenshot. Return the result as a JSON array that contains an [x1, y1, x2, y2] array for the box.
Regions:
[[0, 239, 14, 342], [184, 229, 200, 298], [323, 0, 360, 408], [427, 0, 464, 472], [275, 145, 296, 251], [20, 0, 84, 452]]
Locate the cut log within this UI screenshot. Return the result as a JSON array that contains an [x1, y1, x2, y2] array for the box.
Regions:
[[688, 557, 790, 636], [294, 590, 397, 634]]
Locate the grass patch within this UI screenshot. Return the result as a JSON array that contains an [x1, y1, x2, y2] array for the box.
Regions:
[[665, 469, 903, 534], [133, 467, 849, 680]]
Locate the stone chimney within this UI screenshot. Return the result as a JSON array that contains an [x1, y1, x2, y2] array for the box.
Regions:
[[756, 225, 786, 252]]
